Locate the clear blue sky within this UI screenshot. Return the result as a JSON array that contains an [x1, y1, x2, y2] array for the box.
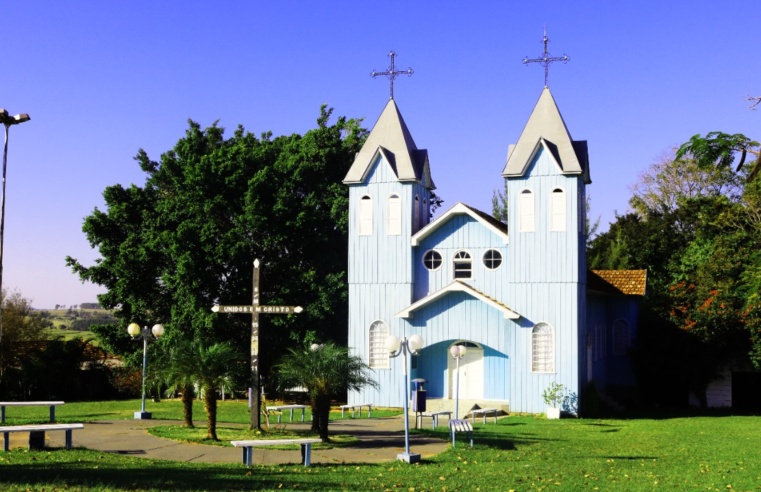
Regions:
[[4, 1, 759, 309]]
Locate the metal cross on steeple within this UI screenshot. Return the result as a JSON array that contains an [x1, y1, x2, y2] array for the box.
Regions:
[[371, 51, 414, 99], [522, 28, 570, 87]]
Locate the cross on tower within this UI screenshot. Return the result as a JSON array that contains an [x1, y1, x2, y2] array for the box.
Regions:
[[371, 51, 414, 99], [522, 28, 570, 87]]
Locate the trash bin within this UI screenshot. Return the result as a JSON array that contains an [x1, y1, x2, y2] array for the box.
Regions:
[[411, 378, 427, 413]]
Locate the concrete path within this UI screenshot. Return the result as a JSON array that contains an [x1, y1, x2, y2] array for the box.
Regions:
[[8, 416, 450, 466]]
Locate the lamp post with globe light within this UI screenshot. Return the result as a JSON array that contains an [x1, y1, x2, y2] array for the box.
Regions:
[[127, 323, 164, 419], [450, 344, 467, 419], [386, 333, 425, 463], [0, 109, 30, 346]]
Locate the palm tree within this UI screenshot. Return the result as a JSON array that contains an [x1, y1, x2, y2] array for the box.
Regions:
[[158, 339, 198, 428], [274, 341, 377, 442], [192, 341, 240, 440]]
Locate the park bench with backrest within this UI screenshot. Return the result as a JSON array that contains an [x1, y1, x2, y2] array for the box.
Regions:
[[0, 401, 65, 423], [231, 438, 322, 466], [0, 423, 84, 451], [449, 419, 473, 448], [339, 403, 372, 418]]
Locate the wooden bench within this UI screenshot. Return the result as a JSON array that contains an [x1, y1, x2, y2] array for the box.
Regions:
[[267, 404, 309, 423], [469, 407, 498, 424], [0, 423, 84, 451], [339, 403, 372, 418], [231, 438, 322, 466], [449, 419, 473, 448], [416, 411, 452, 429], [0, 401, 65, 423]]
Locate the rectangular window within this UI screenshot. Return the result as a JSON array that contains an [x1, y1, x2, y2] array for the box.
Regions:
[[520, 190, 535, 232], [359, 196, 372, 236], [532, 324, 554, 373], [388, 195, 401, 235], [550, 189, 566, 231]]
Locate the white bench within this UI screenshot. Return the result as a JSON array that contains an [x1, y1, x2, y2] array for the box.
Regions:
[[0, 401, 65, 423], [231, 438, 322, 466], [470, 408, 499, 424], [449, 419, 473, 448], [267, 404, 309, 423], [339, 403, 372, 418], [416, 411, 452, 429], [0, 423, 84, 451]]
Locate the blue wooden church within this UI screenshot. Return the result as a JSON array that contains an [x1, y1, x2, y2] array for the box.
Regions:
[[343, 87, 646, 416]]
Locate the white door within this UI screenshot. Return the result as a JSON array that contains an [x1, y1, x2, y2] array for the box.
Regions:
[[449, 344, 484, 399]]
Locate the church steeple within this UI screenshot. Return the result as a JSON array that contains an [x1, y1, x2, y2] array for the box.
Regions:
[[502, 87, 590, 183], [343, 98, 433, 188]]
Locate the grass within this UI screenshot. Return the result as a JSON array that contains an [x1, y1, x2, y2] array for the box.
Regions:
[[2, 401, 761, 491]]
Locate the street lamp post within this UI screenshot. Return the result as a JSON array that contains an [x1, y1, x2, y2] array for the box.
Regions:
[[449, 344, 467, 419], [127, 323, 164, 419], [386, 333, 425, 464], [0, 109, 30, 346]]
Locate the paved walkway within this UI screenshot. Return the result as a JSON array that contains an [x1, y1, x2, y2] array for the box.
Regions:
[[8, 416, 451, 465]]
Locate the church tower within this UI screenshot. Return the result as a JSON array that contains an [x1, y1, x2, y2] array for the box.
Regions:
[[343, 98, 435, 406], [501, 87, 591, 410]]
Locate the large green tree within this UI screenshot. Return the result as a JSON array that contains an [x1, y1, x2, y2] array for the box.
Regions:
[[67, 107, 367, 417]]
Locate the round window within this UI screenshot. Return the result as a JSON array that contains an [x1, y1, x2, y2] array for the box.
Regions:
[[423, 250, 443, 270], [483, 249, 503, 270]]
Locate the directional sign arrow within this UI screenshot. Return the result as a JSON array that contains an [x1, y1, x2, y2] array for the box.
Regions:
[[255, 305, 303, 314], [211, 305, 255, 313]]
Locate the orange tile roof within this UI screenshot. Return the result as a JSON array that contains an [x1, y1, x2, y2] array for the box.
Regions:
[[589, 270, 647, 296]]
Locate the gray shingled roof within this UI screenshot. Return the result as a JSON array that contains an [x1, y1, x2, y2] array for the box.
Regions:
[[503, 87, 591, 184], [343, 99, 432, 187]]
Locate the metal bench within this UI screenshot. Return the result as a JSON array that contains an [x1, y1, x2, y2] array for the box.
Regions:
[[267, 404, 309, 423], [469, 407, 499, 424], [231, 438, 322, 466], [339, 403, 372, 418], [449, 419, 473, 448], [0, 423, 84, 451], [416, 411, 452, 429], [0, 401, 65, 423]]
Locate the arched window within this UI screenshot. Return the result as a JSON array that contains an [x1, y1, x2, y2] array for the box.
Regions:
[[453, 251, 472, 279], [423, 250, 443, 271], [612, 319, 629, 356], [550, 188, 566, 231], [359, 195, 372, 236], [369, 321, 390, 369], [532, 323, 554, 373], [387, 194, 401, 235], [483, 249, 503, 270], [520, 189, 535, 232]]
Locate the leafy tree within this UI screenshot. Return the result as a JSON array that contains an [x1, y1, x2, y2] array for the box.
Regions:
[[191, 341, 242, 440], [677, 132, 761, 181], [0, 291, 48, 391], [274, 341, 377, 442], [491, 181, 508, 223], [67, 107, 367, 427]]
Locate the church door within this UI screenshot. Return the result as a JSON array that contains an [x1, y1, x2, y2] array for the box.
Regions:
[[449, 342, 484, 400]]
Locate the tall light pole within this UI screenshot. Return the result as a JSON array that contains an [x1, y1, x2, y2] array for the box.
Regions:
[[0, 109, 30, 346], [387, 333, 425, 464], [127, 323, 164, 419], [450, 344, 467, 419]]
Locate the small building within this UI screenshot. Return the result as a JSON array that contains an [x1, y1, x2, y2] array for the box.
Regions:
[[344, 88, 646, 415]]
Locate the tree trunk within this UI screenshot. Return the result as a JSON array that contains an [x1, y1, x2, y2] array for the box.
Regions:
[[203, 386, 218, 440], [182, 383, 195, 428], [314, 394, 331, 442]]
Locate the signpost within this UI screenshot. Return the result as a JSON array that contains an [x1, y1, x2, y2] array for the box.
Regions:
[[211, 258, 303, 429]]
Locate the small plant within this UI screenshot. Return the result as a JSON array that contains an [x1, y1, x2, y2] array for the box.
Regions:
[[542, 382, 566, 408]]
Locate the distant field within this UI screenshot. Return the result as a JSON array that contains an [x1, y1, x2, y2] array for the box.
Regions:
[[36, 307, 113, 345], [44, 328, 99, 344]]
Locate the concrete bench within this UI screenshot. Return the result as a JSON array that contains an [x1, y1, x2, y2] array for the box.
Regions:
[[449, 419, 473, 448], [231, 438, 322, 466], [0, 423, 84, 451], [267, 404, 309, 423], [416, 411, 452, 429], [339, 403, 372, 418], [469, 407, 498, 424], [0, 401, 65, 423]]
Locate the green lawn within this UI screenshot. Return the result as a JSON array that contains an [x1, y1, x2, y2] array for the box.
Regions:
[[2, 401, 761, 491]]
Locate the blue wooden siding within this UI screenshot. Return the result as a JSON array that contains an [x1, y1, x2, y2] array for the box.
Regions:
[[414, 215, 508, 302]]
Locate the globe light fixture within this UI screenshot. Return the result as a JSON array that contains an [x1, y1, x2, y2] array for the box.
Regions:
[[128, 322, 164, 419], [387, 333, 425, 463], [449, 344, 467, 419]]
